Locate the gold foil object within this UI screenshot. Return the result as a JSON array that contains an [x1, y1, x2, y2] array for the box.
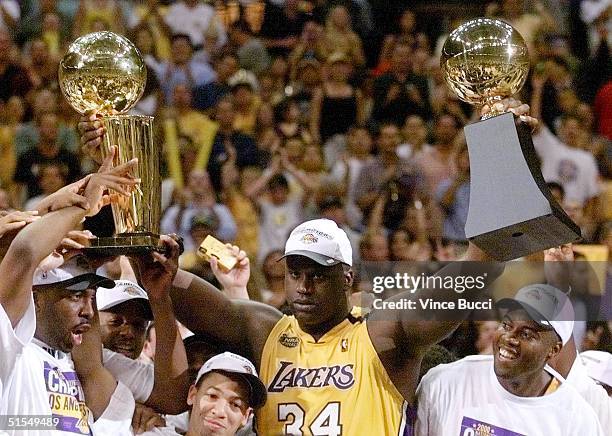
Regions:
[[59, 32, 161, 254], [198, 235, 238, 272], [441, 18, 529, 118]]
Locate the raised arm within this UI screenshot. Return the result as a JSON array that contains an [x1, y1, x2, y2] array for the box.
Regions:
[[170, 264, 281, 368], [131, 236, 190, 415]]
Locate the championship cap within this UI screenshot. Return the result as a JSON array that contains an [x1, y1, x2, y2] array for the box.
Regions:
[[32, 256, 115, 291], [580, 350, 612, 388], [96, 280, 153, 320], [497, 284, 575, 345], [283, 219, 352, 266], [194, 352, 267, 409]]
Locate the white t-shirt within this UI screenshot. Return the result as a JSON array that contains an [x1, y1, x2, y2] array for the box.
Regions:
[[532, 126, 600, 205], [416, 355, 604, 436], [164, 2, 227, 48], [257, 198, 303, 263], [102, 348, 154, 403], [566, 355, 612, 430], [0, 297, 134, 435]]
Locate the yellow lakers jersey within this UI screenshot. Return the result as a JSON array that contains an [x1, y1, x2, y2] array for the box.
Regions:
[[258, 311, 412, 436]]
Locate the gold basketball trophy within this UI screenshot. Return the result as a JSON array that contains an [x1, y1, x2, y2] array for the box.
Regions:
[[441, 18, 580, 261], [59, 31, 163, 255]]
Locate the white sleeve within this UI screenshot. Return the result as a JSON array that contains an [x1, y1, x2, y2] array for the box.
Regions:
[[415, 372, 437, 436], [585, 155, 601, 200], [2, 1, 20, 20], [92, 381, 135, 436], [0, 295, 35, 386], [102, 349, 154, 403], [532, 125, 564, 162]]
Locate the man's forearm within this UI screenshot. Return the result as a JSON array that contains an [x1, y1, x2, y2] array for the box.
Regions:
[[146, 294, 189, 415]]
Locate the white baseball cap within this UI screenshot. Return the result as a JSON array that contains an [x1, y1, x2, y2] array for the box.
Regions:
[[194, 352, 267, 409], [497, 284, 575, 345], [581, 350, 612, 388], [33, 257, 115, 292], [96, 280, 153, 320], [283, 219, 352, 266]]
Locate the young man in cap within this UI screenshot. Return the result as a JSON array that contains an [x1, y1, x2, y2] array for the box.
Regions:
[[416, 283, 605, 435], [149, 351, 266, 436], [0, 151, 140, 434]]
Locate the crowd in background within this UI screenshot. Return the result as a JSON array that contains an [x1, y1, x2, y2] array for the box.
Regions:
[[0, 0, 611, 357]]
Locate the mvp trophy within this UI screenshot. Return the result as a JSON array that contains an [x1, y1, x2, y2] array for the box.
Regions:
[[59, 31, 163, 255], [441, 18, 581, 261]]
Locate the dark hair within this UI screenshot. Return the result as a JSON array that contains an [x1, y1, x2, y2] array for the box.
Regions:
[[171, 33, 193, 48], [268, 174, 289, 190], [231, 20, 253, 35]]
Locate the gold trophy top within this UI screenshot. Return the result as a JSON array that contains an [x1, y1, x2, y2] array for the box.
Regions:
[[441, 18, 529, 116], [59, 31, 146, 115]]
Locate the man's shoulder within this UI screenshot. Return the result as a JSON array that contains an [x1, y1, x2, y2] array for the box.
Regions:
[[422, 355, 490, 385]]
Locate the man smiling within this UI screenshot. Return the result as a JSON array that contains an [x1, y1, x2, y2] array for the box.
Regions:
[[416, 284, 604, 435]]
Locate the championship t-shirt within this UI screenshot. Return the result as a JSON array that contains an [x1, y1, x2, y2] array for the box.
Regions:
[[0, 297, 94, 435], [416, 355, 604, 436]]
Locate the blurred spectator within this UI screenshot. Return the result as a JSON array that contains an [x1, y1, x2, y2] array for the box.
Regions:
[[287, 20, 326, 77], [164, 0, 226, 50], [13, 112, 80, 201], [594, 79, 612, 141], [531, 92, 601, 206], [127, 0, 172, 61], [488, 0, 555, 50], [328, 125, 374, 229], [72, 0, 125, 36], [164, 83, 218, 175], [161, 169, 237, 250], [435, 139, 470, 242], [0, 30, 33, 104], [377, 9, 420, 74], [22, 38, 59, 91], [371, 42, 431, 126], [474, 321, 499, 355], [318, 194, 361, 263], [397, 115, 430, 159], [140, 322, 156, 364], [310, 52, 363, 144], [254, 102, 280, 160], [290, 58, 322, 119], [354, 123, 428, 230], [413, 114, 460, 195], [0, 0, 18, 33], [192, 53, 239, 112], [0, 95, 25, 194], [23, 161, 68, 210], [244, 155, 313, 262], [18, 0, 71, 53], [0, 187, 10, 211], [229, 20, 271, 75], [229, 73, 261, 136], [259, 0, 308, 57], [583, 321, 612, 353], [208, 97, 261, 194], [180, 208, 222, 279], [274, 97, 310, 144], [14, 89, 79, 156], [322, 5, 366, 67], [150, 33, 216, 105], [259, 249, 288, 311]]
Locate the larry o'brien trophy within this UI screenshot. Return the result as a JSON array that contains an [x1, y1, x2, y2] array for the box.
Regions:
[[441, 18, 581, 261], [59, 31, 163, 255]]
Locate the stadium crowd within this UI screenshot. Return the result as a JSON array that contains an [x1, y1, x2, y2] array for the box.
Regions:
[[0, 0, 611, 435]]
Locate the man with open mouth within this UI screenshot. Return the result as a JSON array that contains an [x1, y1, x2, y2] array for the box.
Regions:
[[416, 283, 605, 435]]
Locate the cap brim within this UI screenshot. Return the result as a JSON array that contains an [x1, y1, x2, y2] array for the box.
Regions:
[[496, 298, 553, 328], [35, 273, 115, 292], [101, 298, 154, 320], [280, 250, 342, 266]]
